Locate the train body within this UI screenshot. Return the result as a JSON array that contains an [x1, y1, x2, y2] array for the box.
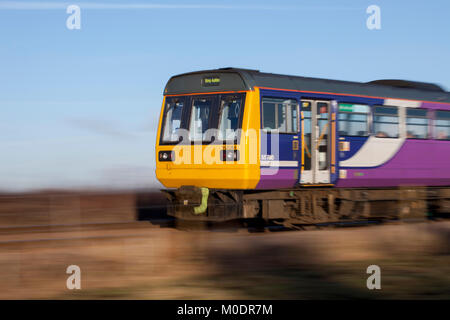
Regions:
[[155, 68, 450, 223]]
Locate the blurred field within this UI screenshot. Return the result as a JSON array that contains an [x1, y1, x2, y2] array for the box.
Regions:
[[0, 190, 449, 299]]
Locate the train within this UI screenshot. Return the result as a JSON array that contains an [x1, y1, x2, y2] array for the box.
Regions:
[[155, 68, 450, 224]]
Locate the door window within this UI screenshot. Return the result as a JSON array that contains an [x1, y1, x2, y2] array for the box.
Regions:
[[317, 102, 329, 170], [302, 101, 312, 171]]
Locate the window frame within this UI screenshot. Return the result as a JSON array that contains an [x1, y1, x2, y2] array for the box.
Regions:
[[337, 103, 370, 137], [187, 95, 217, 143], [405, 108, 429, 140], [159, 96, 187, 145], [216, 93, 246, 144], [261, 97, 299, 134], [434, 110, 450, 141], [372, 105, 400, 139]]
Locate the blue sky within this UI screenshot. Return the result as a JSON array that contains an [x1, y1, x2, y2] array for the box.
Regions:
[[1, 0, 449, 190]]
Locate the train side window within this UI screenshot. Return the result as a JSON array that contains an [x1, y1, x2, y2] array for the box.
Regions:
[[373, 106, 399, 138], [435, 110, 450, 140], [161, 99, 184, 142], [338, 104, 369, 136], [262, 98, 298, 133], [406, 108, 428, 139], [262, 101, 276, 130]]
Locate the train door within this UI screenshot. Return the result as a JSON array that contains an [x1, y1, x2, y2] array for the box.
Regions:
[[300, 100, 332, 184]]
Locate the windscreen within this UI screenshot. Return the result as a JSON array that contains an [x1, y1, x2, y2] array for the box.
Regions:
[[160, 93, 245, 144]]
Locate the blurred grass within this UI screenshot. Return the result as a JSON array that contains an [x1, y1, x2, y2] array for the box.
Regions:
[[57, 242, 450, 300], [1, 192, 449, 300]]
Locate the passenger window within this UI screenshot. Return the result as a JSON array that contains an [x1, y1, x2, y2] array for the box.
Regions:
[[189, 98, 213, 141], [338, 104, 369, 136], [373, 106, 399, 138], [435, 110, 450, 140], [218, 95, 242, 141], [162, 98, 184, 142], [262, 98, 298, 133], [262, 102, 276, 131], [406, 108, 428, 139]]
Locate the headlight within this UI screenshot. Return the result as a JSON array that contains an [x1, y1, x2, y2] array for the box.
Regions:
[[159, 151, 174, 162], [221, 149, 239, 162]]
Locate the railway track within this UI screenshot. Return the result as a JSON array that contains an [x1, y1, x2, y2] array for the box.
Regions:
[[0, 220, 173, 247], [0, 198, 448, 248], [0, 219, 446, 248], [0, 231, 158, 247], [0, 219, 374, 247], [0, 220, 160, 235]]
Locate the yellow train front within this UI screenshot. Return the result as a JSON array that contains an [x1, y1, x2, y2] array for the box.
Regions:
[[156, 68, 450, 223], [156, 68, 264, 221]]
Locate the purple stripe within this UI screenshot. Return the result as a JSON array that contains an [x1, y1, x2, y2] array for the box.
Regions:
[[337, 140, 450, 187], [256, 168, 297, 189]]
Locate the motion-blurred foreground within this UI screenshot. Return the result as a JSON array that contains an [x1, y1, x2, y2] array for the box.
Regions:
[[0, 190, 449, 299]]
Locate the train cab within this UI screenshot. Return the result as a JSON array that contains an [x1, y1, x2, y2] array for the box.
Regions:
[[156, 69, 262, 190]]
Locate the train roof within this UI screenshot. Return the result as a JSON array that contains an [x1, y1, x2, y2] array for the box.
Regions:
[[164, 67, 450, 104]]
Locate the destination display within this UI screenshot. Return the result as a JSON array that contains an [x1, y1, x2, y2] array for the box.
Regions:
[[202, 76, 221, 87]]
